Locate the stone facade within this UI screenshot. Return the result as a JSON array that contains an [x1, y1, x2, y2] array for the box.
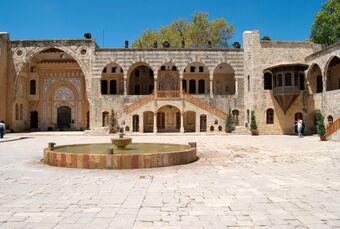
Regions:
[[0, 30, 339, 136]]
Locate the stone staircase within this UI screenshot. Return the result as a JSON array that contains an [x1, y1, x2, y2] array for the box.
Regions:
[[118, 91, 228, 121], [327, 117, 340, 141]]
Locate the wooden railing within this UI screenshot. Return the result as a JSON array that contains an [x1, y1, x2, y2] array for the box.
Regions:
[[327, 118, 340, 137], [156, 90, 182, 99], [183, 93, 226, 119], [123, 93, 155, 114]]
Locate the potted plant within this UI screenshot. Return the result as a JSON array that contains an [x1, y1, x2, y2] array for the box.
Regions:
[[225, 108, 234, 133], [108, 109, 118, 134], [250, 110, 258, 135], [315, 109, 326, 141]]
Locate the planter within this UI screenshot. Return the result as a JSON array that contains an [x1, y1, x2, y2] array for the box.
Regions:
[[320, 135, 326, 141], [225, 128, 231, 133], [108, 128, 116, 134], [251, 130, 258, 136]]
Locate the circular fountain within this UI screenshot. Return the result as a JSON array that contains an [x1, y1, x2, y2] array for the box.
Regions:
[[43, 134, 197, 169]]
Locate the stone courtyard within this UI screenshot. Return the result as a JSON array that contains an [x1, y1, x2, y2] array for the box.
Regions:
[[0, 133, 340, 229]]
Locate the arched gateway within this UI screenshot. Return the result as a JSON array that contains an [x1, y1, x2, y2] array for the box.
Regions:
[[12, 47, 89, 131]]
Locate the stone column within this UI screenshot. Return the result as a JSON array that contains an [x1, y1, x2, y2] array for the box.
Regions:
[[139, 113, 143, 133], [179, 72, 183, 93], [154, 78, 157, 95], [235, 78, 238, 96], [123, 73, 127, 96], [322, 71, 326, 113], [180, 112, 184, 133], [153, 112, 157, 133], [209, 73, 213, 98]]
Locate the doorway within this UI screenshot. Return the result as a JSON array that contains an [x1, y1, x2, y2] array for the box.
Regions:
[[30, 111, 38, 129], [57, 106, 71, 129]]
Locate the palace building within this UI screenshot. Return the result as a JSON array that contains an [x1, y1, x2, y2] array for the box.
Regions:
[[0, 31, 339, 138]]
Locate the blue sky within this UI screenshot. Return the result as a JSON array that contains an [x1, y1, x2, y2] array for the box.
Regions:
[[1, 0, 326, 47]]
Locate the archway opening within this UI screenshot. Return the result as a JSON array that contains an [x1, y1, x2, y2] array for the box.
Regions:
[[326, 56, 340, 91], [213, 63, 235, 95], [183, 62, 209, 94], [101, 63, 124, 95], [158, 63, 179, 93], [157, 105, 181, 133], [307, 64, 322, 93], [14, 47, 89, 131], [128, 64, 154, 95]]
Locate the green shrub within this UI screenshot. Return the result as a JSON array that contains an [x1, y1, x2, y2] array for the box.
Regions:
[[225, 108, 235, 131], [250, 110, 258, 133], [315, 109, 326, 136]]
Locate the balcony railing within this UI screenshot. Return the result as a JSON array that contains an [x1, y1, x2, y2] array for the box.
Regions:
[[273, 86, 300, 96], [156, 90, 182, 99]]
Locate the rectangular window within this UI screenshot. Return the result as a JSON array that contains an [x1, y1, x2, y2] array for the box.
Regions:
[[30, 80, 36, 95], [285, 74, 292, 86], [172, 66, 177, 71], [111, 67, 116, 73], [199, 66, 204, 72], [190, 66, 195, 73], [161, 66, 166, 71], [278, 75, 282, 87]]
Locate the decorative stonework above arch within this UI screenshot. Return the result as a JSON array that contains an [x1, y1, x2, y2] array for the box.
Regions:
[[54, 86, 74, 101]]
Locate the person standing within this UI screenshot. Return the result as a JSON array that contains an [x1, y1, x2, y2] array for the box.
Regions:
[[296, 119, 303, 138], [0, 120, 5, 139]]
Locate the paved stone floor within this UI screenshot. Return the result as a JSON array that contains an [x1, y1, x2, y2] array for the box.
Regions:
[[0, 133, 340, 229]]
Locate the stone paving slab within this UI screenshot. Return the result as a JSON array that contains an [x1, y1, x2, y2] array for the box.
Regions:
[[0, 134, 340, 228]]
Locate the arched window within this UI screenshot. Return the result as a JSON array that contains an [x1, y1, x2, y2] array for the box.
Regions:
[[266, 109, 274, 124], [30, 80, 36, 95], [264, 73, 272, 90], [101, 80, 108, 95], [110, 80, 117, 94]]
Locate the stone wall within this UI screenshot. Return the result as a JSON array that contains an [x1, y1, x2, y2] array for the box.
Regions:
[[0, 33, 9, 125], [243, 30, 323, 134], [90, 49, 244, 129]]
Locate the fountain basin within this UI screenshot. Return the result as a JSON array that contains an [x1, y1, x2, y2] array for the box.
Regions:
[[111, 137, 132, 149], [43, 143, 197, 169]]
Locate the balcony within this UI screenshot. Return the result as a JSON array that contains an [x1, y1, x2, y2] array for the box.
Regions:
[[273, 86, 300, 96]]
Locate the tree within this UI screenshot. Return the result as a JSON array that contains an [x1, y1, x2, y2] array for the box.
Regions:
[[250, 110, 258, 135], [310, 0, 340, 46], [315, 109, 326, 137], [261, 35, 271, 41], [132, 12, 234, 48], [225, 108, 235, 132], [232, 42, 241, 48]]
